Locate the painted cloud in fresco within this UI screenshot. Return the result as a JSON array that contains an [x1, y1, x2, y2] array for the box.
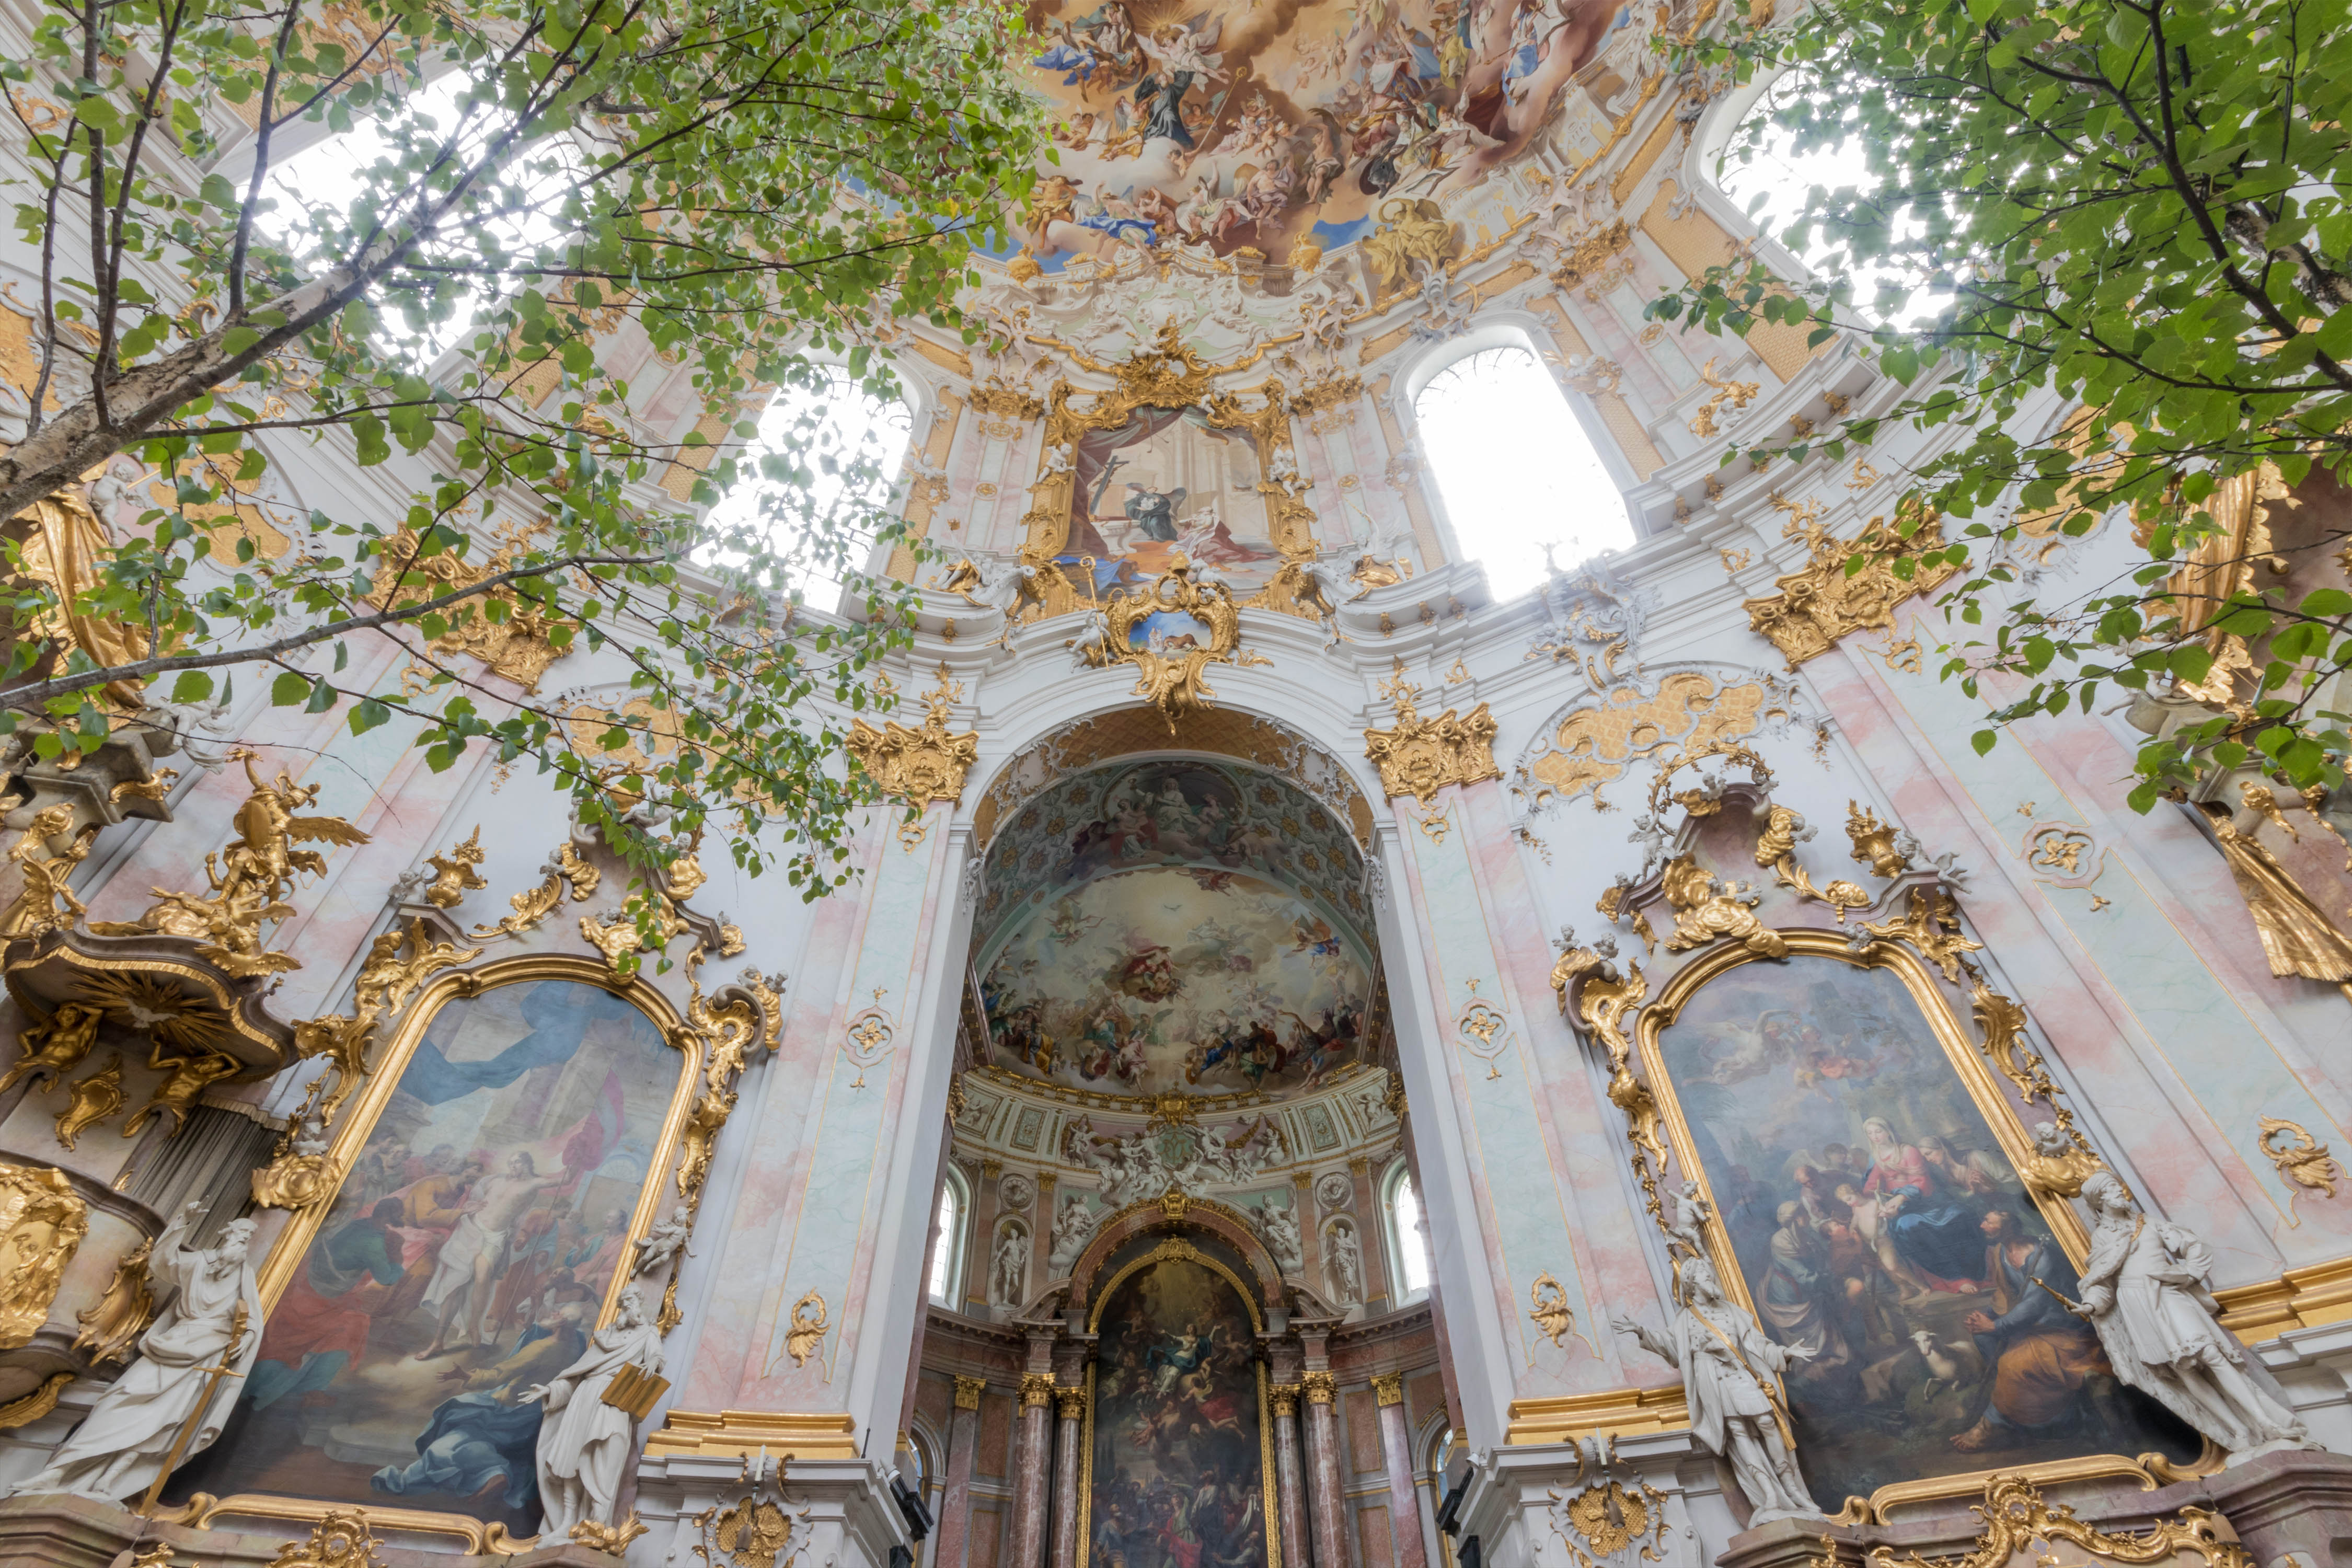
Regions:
[[1012, 0, 1661, 269], [982, 866, 1368, 1096]]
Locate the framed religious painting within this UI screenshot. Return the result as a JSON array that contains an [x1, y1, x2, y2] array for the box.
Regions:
[[162, 956, 702, 1544], [1080, 1233, 1278, 1568], [1632, 933, 2201, 1514]]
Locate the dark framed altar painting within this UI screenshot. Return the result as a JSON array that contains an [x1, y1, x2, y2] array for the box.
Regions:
[[1083, 1238, 1277, 1568], [165, 971, 693, 1537], [1641, 944, 2198, 1509]]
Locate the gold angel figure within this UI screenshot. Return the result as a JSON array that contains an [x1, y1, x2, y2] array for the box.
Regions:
[[0, 804, 100, 940], [122, 1041, 243, 1139], [0, 1002, 103, 1096]]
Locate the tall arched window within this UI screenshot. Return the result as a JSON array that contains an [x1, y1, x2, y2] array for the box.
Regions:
[[928, 1170, 969, 1306], [1382, 1159, 1433, 1301], [1413, 343, 1634, 593]]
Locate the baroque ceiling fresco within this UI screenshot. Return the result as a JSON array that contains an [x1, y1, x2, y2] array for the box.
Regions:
[[975, 759, 1376, 1099], [1012, 0, 1657, 270]]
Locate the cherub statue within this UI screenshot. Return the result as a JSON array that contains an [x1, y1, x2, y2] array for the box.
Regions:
[[633, 1204, 695, 1277]]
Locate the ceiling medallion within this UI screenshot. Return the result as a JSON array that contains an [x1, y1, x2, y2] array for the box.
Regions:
[[1071, 561, 1270, 731], [1362, 659, 1501, 805], [845, 663, 981, 805]]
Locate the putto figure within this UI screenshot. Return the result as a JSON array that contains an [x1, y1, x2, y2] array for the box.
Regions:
[[2073, 1173, 2313, 1460]]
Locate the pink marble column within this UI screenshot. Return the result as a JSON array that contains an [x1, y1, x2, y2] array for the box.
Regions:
[[1271, 1382, 1310, 1568], [1009, 1373, 1055, 1568], [934, 1376, 986, 1568], [1371, 1374, 1428, 1568], [1051, 1385, 1086, 1568], [1301, 1373, 1346, 1568]]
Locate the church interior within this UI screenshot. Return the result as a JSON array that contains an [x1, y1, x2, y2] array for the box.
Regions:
[[3, 0, 2351, 1566]]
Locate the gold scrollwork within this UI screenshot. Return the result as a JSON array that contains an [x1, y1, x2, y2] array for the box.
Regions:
[[571, 1516, 651, 1555], [0, 1164, 86, 1346], [420, 826, 489, 908], [785, 1290, 829, 1368], [1861, 886, 1984, 982], [1529, 1272, 1576, 1347], [365, 526, 575, 691], [262, 1508, 388, 1568], [1688, 358, 1758, 438], [845, 663, 981, 805], [580, 851, 708, 973], [1550, 1478, 1668, 1568], [54, 1055, 124, 1149], [470, 839, 599, 939], [0, 804, 100, 941], [73, 1235, 155, 1363], [1845, 803, 1910, 879], [2258, 1114, 2341, 1212], [88, 750, 371, 976], [1660, 854, 1786, 958], [1745, 505, 1961, 668], [1075, 563, 1260, 730], [1863, 1473, 2250, 1568], [1363, 659, 1501, 804]]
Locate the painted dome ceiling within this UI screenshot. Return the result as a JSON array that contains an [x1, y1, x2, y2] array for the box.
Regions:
[[975, 758, 1376, 1100], [1004, 0, 1652, 273]]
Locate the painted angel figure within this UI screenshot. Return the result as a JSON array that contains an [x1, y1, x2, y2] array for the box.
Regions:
[[1137, 14, 1228, 83]]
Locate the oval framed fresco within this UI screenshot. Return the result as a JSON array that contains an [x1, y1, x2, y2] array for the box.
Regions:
[[162, 955, 703, 1542], [1081, 1235, 1278, 1568], [1632, 931, 2200, 1514]]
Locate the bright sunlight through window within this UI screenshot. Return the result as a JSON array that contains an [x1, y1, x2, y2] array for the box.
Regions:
[[1716, 107, 1945, 329], [705, 372, 914, 613], [928, 1183, 962, 1303], [1414, 347, 1632, 592], [1394, 1173, 1432, 1296]]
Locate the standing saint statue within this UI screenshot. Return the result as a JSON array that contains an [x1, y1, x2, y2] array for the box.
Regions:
[[11, 1201, 264, 1502], [527, 1285, 665, 1537], [1611, 1258, 1823, 1524], [992, 1228, 1029, 1307], [2073, 1172, 2313, 1459]]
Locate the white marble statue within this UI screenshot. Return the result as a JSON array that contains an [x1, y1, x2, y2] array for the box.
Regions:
[[1256, 1196, 1305, 1274], [992, 1227, 1030, 1306], [632, 1203, 694, 1277], [13, 1202, 264, 1502], [1611, 1258, 1823, 1524], [2074, 1172, 2313, 1459], [1047, 1197, 1097, 1276], [1324, 1223, 1363, 1306], [527, 1284, 665, 1537]]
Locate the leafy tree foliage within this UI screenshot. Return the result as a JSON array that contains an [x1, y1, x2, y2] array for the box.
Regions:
[[0, 0, 1039, 887], [1653, 0, 2352, 805]]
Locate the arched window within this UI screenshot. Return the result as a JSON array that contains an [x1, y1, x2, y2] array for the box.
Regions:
[[1413, 343, 1634, 593], [928, 1169, 968, 1306], [1382, 1159, 1433, 1301], [706, 368, 914, 614]]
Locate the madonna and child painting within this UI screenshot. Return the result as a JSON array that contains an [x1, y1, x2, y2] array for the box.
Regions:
[[1654, 954, 2199, 1507], [1089, 1250, 1270, 1568], [164, 979, 677, 1535]]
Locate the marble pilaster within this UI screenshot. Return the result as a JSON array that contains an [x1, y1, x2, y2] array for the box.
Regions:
[[1032, 1172, 1058, 1286], [1301, 1371, 1346, 1568], [1051, 1386, 1085, 1568], [1293, 1172, 1324, 1295], [933, 1376, 986, 1568], [965, 1159, 1005, 1312], [1370, 1374, 1427, 1568], [1271, 1382, 1310, 1568], [1347, 1157, 1389, 1307]]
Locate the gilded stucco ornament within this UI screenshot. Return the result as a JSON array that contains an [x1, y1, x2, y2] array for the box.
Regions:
[[1844, 802, 1910, 879], [252, 916, 482, 1208], [2257, 1115, 2341, 1207], [1745, 505, 1961, 668], [845, 664, 981, 804], [1074, 562, 1265, 731], [472, 839, 600, 939], [581, 850, 707, 973], [72, 1236, 155, 1364], [1659, 854, 1786, 958], [659, 952, 783, 1329], [0, 804, 100, 940], [0, 1163, 87, 1347], [89, 749, 370, 977], [365, 525, 575, 691], [2194, 797, 2352, 991], [420, 825, 489, 908], [784, 1289, 828, 1367], [260, 1509, 388, 1568], [1548, 1475, 1668, 1568], [1864, 1474, 2251, 1568], [1529, 1273, 1576, 1347], [1751, 804, 1871, 922], [54, 1055, 124, 1148], [1363, 659, 1501, 804]]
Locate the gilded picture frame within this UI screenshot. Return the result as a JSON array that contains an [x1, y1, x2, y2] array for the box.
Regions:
[[169, 953, 704, 1550], [1628, 927, 2215, 1518], [1015, 326, 1322, 622], [1077, 1237, 1281, 1568]]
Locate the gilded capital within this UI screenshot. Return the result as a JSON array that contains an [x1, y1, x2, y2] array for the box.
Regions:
[[982, 1158, 1006, 1181], [1346, 1157, 1370, 1178], [846, 664, 980, 805], [953, 1375, 987, 1410], [1021, 1373, 1059, 1408], [1270, 1383, 1301, 1417], [1363, 661, 1503, 805], [1056, 1387, 1087, 1420], [1370, 1372, 1405, 1407], [1301, 1370, 1337, 1405], [1037, 1171, 1058, 1194]]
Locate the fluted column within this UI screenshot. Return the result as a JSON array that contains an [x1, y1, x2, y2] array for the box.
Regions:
[[1271, 1382, 1310, 1568], [1370, 1374, 1428, 1568], [1051, 1384, 1086, 1568], [935, 1376, 987, 1568], [1301, 1371, 1346, 1568], [1010, 1372, 1056, 1568]]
